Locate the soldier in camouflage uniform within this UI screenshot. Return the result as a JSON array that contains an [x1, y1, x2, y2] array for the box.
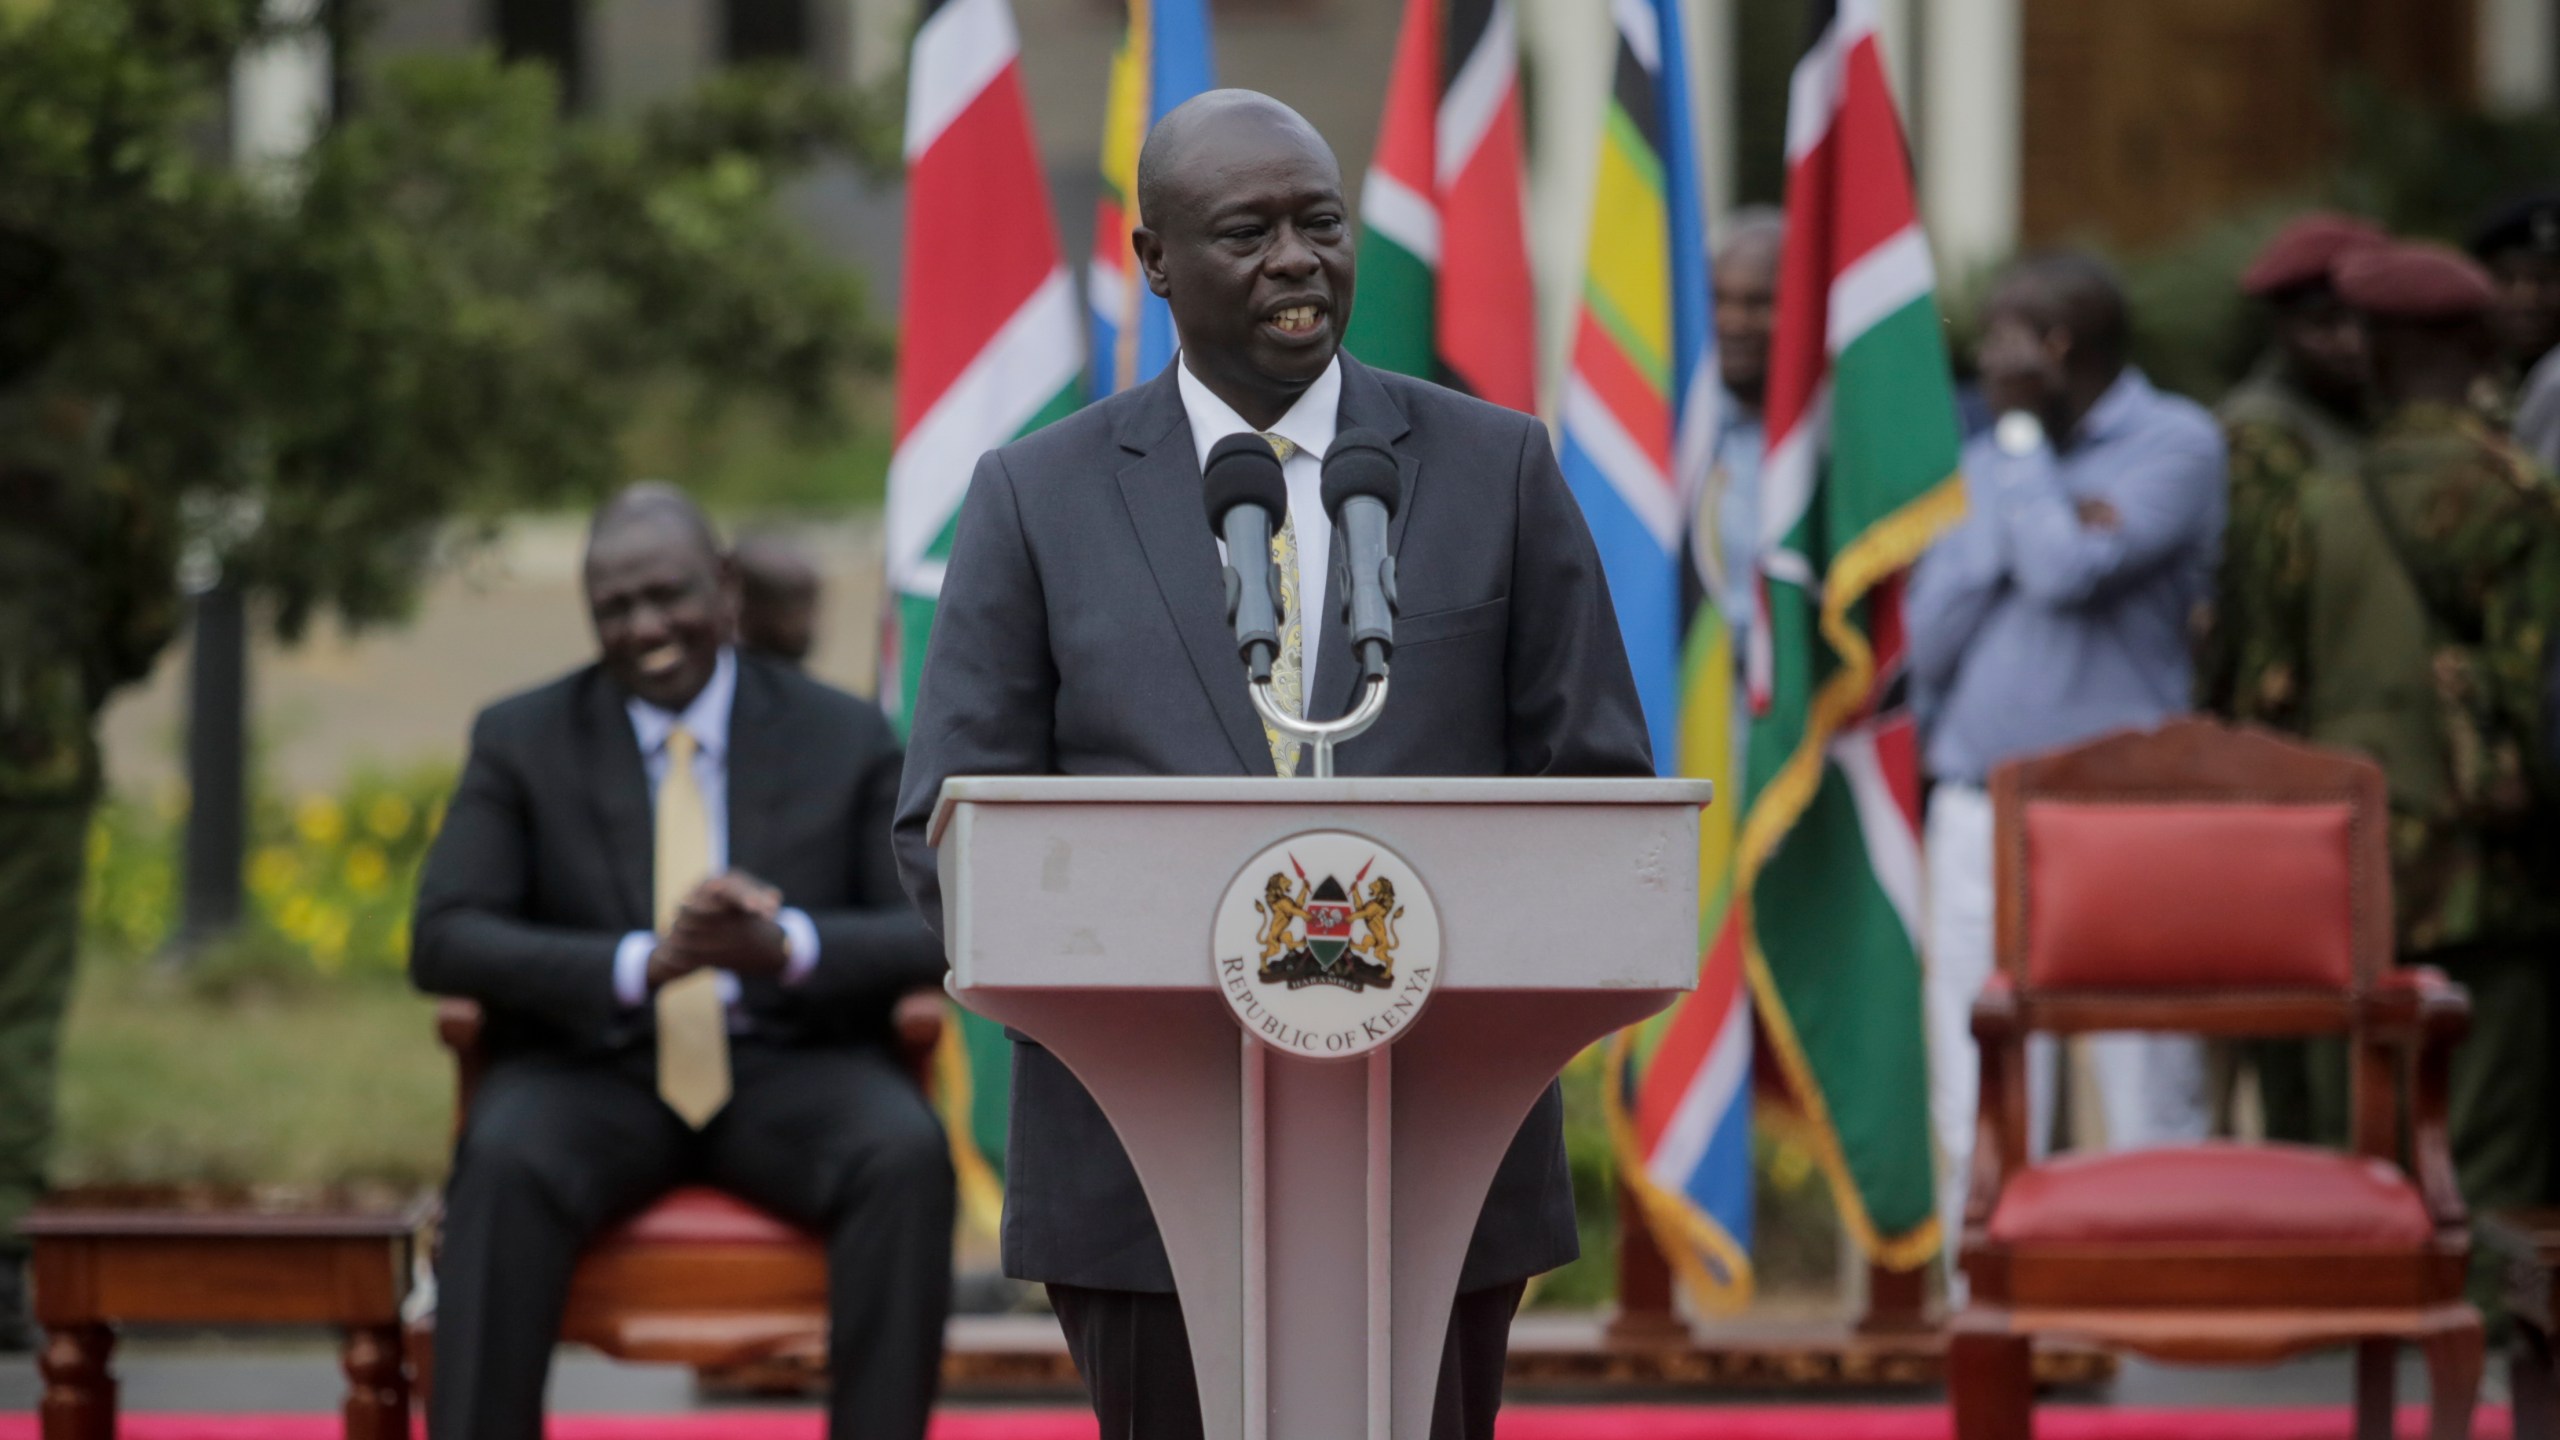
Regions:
[[0, 231, 179, 1345], [2200, 214, 2386, 1145], [2227, 241, 2560, 1313]]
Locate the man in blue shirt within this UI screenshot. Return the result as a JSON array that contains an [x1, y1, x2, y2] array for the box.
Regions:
[[1908, 254, 2227, 1279], [1702, 209, 1783, 649]]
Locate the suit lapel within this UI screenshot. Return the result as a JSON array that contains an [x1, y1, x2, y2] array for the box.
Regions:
[[724, 658, 786, 1013], [723, 658, 776, 880], [1310, 357, 1420, 723], [1114, 368, 1268, 775], [581, 671, 655, 929]]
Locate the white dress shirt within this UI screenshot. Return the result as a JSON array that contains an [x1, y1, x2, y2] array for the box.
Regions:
[[611, 647, 821, 1011], [1177, 353, 1342, 703]]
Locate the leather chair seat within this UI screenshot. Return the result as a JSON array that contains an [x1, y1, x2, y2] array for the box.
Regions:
[[1988, 1142, 2432, 1249], [596, 1187, 817, 1249]]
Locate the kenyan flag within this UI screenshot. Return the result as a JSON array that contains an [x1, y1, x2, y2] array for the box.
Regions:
[[886, 0, 1082, 719], [884, 0, 1083, 1231], [1342, 0, 1537, 413], [1739, 0, 1965, 1271]]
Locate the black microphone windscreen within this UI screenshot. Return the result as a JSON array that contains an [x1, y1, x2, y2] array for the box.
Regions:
[[1320, 429, 1400, 518], [1202, 433, 1288, 536]]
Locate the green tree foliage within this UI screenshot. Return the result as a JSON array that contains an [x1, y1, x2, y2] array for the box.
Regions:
[[0, 0, 891, 641]]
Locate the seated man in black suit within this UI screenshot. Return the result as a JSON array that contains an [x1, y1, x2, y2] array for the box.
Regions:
[[412, 484, 951, 1440]]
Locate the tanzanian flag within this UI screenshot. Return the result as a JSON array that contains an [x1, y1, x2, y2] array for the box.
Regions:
[[1342, 0, 1537, 413], [1088, 0, 1216, 396], [1742, 0, 1965, 1272], [1558, 0, 1755, 1311], [884, 0, 1083, 1233]]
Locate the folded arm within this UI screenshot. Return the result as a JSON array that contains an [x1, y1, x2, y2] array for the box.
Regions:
[[1988, 428, 2224, 608]]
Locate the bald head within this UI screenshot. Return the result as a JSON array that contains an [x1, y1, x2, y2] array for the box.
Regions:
[[1136, 90, 1336, 233], [1719, 208, 1786, 269], [589, 480, 722, 564], [735, 531, 821, 666], [1129, 88, 1354, 430], [585, 482, 734, 710], [1715, 208, 1786, 405]]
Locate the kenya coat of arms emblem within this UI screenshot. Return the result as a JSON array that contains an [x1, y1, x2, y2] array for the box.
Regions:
[[1255, 857, 1403, 992], [1215, 832, 1440, 1059]]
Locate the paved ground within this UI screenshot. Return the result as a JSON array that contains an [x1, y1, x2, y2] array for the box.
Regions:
[[98, 516, 891, 794], [0, 1324, 2511, 1414]]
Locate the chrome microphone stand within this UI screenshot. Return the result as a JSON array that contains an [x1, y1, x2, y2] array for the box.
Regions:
[[1249, 674, 1389, 779]]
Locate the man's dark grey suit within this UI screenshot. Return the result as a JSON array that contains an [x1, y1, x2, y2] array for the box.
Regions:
[[893, 355, 1652, 1437], [413, 653, 953, 1440]]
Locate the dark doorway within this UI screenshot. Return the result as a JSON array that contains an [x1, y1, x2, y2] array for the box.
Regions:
[[724, 0, 814, 65], [490, 0, 584, 109]]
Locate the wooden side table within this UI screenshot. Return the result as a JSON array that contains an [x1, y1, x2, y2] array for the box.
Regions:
[[22, 1192, 433, 1440], [2485, 1209, 2560, 1440]]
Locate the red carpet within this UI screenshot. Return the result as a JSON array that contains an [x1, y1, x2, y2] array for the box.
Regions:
[[0, 1409, 2513, 1440]]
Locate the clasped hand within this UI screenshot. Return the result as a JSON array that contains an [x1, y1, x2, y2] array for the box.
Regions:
[[646, 872, 788, 990]]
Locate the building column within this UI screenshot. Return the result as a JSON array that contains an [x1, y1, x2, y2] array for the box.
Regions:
[[1916, 0, 2020, 278], [1520, 0, 1618, 418], [231, 0, 329, 182], [2478, 0, 2560, 110], [590, 0, 714, 116], [1691, 0, 1740, 231], [1871, 0, 1916, 115], [840, 0, 909, 88]]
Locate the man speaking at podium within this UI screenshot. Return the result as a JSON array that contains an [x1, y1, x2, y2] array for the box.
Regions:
[[894, 91, 1651, 1440]]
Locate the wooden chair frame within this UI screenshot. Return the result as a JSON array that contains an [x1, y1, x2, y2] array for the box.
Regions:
[[412, 991, 944, 1398], [1950, 719, 2479, 1440]]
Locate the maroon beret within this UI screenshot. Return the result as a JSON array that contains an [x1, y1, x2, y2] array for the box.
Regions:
[[2332, 242, 2498, 322], [2240, 213, 2388, 297]]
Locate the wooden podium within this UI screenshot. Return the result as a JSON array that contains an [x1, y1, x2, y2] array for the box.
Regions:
[[930, 776, 1708, 1440]]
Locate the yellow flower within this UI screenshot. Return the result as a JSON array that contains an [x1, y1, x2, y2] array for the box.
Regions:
[[344, 845, 390, 895], [248, 845, 299, 898], [365, 793, 413, 842], [311, 910, 350, 973], [295, 794, 345, 846], [277, 893, 318, 942]]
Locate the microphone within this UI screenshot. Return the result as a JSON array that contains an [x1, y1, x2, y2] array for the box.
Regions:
[[1202, 432, 1291, 685], [1322, 428, 1401, 684]]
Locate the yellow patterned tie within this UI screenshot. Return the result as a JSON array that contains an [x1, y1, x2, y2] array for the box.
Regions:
[[1259, 433, 1304, 777], [653, 725, 731, 1127]]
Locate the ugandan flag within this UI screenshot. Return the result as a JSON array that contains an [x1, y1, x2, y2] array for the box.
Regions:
[[1342, 0, 1537, 414], [883, 0, 1083, 1233], [1739, 0, 1966, 1272]]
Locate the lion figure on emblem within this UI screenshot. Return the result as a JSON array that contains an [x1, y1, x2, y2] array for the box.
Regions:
[[1254, 872, 1309, 962], [1350, 876, 1404, 972]]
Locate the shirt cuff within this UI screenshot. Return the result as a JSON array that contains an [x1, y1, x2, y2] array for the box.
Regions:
[[613, 931, 656, 1009], [777, 907, 820, 988]]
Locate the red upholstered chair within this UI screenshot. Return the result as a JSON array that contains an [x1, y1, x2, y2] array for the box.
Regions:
[[414, 993, 944, 1392], [1951, 719, 2479, 1440]]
